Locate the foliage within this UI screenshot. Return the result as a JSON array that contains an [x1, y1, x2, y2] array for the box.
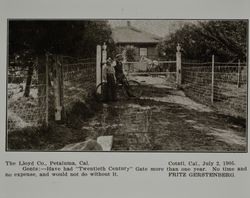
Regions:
[[125, 46, 137, 61], [114, 45, 123, 55], [157, 20, 247, 62], [108, 45, 137, 61], [9, 20, 114, 58]]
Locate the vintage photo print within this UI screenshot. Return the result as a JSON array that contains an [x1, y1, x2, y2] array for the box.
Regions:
[[7, 19, 248, 152]]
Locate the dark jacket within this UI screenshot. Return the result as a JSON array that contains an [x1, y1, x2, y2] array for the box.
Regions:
[[114, 61, 124, 80]]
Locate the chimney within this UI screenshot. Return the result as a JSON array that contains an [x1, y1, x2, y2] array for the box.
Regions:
[[127, 21, 131, 27]]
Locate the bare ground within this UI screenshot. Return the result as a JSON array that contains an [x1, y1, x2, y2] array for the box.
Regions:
[[8, 77, 247, 152], [81, 82, 246, 152]]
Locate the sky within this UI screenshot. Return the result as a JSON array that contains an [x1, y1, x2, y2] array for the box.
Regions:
[[108, 20, 196, 38]]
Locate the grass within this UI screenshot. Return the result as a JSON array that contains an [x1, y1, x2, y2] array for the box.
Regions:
[[7, 94, 103, 151], [182, 81, 246, 119]]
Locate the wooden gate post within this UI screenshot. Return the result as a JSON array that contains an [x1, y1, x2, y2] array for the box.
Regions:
[[45, 54, 49, 126], [59, 56, 64, 120], [176, 43, 182, 86], [102, 42, 107, 76], [237, 59, 241, 88], [54, 55, 63, 121], [211, 55, 215, 104], [96, 45, 102, 93], [37, 56, 47, 124]]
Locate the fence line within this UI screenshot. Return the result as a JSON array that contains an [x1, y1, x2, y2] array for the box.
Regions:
[[8, 54, 96, 132], [62, 58, 96, 109], [8, 56, 47, 132], [182, 58, 247, 118]]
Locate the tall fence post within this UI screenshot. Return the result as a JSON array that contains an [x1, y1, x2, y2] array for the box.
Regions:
[[59, 56, 64, 120], [176, 43, 182, 86], [98, 42, 107, 93], [237, 59, 241, 88], [102, 42, 107, 77], [45, 54, 49, 126], [54, 55, 62, 121], [211, 55, 215, 104], [96, 45, 102, 93]]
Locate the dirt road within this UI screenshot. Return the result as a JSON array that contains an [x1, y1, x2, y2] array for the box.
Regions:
[[81, 76, 246, 152]]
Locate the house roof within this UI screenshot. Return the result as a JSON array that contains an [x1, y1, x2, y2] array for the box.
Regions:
[[112, 26, 161, 44]]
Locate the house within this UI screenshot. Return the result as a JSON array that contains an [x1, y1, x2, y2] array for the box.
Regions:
[[112, 21, 161, 61]]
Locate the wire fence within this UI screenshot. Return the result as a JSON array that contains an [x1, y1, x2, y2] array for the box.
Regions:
[[61, 56, 96, 110], [8, 55, 97, 132], [8, 57, 47, 132], [182, 60, 247, 118]]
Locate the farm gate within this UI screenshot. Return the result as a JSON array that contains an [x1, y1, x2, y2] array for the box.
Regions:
[[123, 44, 182, 88]]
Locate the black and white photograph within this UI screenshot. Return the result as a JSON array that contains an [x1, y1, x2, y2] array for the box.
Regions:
[[7, 19, 248, 152], [1, 1, 250, 198]]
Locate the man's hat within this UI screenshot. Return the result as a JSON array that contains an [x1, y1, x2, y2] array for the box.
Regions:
[[115, 54, 123, 59]]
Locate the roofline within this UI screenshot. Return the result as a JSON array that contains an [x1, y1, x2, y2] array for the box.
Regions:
[[115, 41, 159, 44], [111, 26, 162, 40]]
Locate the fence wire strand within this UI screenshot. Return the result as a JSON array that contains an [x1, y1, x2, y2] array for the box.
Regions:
[[182, 61, 247, 118], [8, 55, 96, 132], [62, 57, 96, 109], [8, 57, 47, 132]]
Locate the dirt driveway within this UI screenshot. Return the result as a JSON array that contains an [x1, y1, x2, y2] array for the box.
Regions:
[[81, 76, 246, 152]]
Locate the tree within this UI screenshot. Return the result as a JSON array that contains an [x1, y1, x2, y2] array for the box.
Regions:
[[157, 20, 247, 62], [125, 46, 137, 62], [197, 20, 247, 61], [9, 20, 114, 58], [9, 20, 114, 97], [23, 60, 34, 97]]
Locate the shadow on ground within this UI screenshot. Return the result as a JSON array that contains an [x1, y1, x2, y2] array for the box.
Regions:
[[81, 84, 246, 152], [8, 83, 247, 152]]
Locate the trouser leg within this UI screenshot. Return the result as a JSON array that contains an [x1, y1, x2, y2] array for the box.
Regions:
[[111, 78, 117, 101], [107, 76, 111, 101], [122, 78, 132, 97], [107, 74, 117, 101], [108, 74, 116, 101], [103, 83, 108, 102]]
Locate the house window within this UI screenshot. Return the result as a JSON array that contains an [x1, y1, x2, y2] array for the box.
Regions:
[[139, 48, 147, 57]]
